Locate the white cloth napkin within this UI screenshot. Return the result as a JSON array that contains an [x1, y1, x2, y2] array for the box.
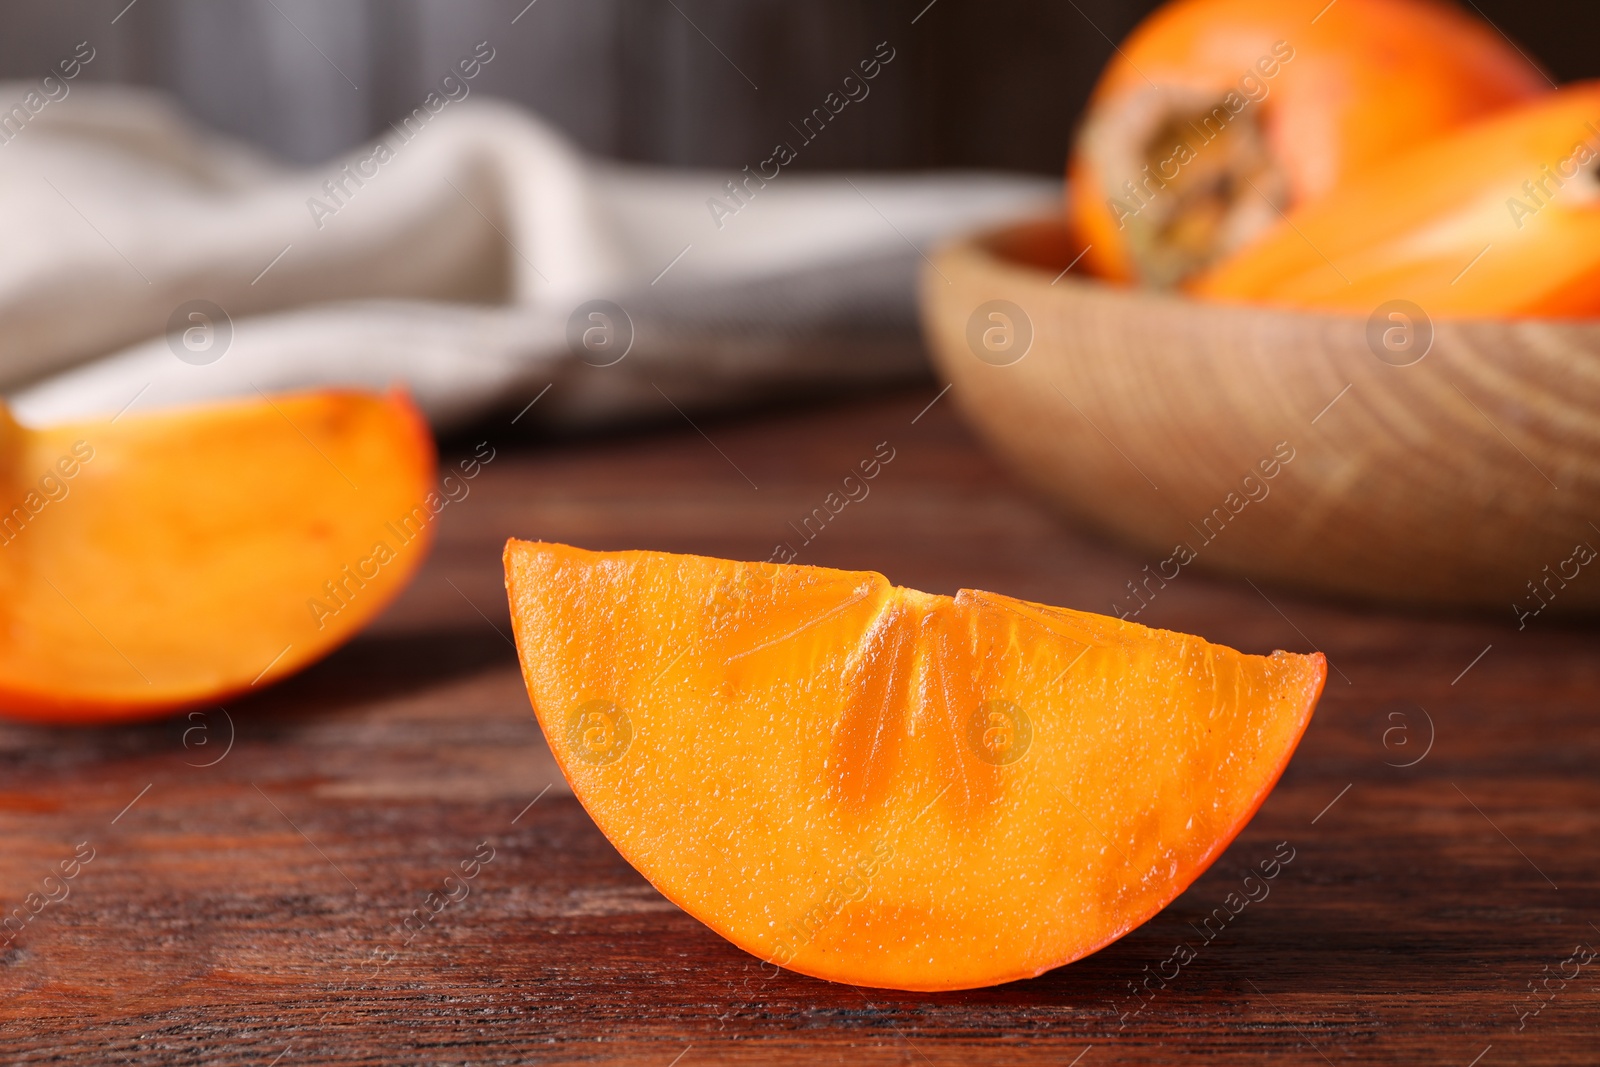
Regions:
[[0, 85, 1056, 429]]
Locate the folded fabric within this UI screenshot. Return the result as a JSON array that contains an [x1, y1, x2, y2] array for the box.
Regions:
[[0, 85, 1056, 429]]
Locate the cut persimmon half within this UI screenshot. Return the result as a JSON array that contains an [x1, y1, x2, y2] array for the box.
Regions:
[[0, 389, 436, 724], [1068, 0, 1548, 288], [505, 540, 1325, 991]]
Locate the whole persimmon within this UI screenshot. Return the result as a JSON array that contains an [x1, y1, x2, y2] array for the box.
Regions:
[[1187, 81, 1600, 317], [1068, 0, 1549, 288]]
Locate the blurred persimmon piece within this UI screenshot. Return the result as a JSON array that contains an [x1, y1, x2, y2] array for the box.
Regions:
[[0, 389, 436, 723], [1188, 81, 1600, 317], [1068, 0, 1548, 288], [504, 539, 1326, 991]]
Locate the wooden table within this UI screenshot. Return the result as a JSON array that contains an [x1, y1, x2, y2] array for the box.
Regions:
[[3, 388, 1595, 1065]]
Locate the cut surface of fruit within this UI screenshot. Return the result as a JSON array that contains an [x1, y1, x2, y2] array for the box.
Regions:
[[1188, 81, 1600, 317], [0, 389, 436, 723], [505, 540, 1325, 991], [1068, 0, 1548, 288]]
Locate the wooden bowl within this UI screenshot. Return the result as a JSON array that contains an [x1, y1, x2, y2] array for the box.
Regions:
[[919, 217, 1600, 616]]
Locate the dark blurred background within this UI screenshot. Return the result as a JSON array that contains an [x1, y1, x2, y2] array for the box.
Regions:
[[0, 0, 1592, 171]]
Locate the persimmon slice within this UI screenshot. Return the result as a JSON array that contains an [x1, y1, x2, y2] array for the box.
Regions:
[[1188, 81, 1600, 317], [0, 389, 435, 723], [505, 540, 1325, 991]]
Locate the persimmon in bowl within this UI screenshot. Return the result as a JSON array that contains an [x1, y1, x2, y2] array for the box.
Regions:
[[947, 0, 1600, 614], [917, 217, 1600, 613]]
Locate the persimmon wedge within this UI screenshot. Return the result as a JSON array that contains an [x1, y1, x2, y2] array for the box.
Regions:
[[505, 540, 1325, 991], [1188, 81, 1600, 317], [0, 389, 435, 723]]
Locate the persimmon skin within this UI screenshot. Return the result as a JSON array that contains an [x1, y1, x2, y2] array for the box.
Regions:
[[1187, 82, 1600, 318], [0, 389, 437, 724], [1069, 0, 1549, 286], [506, 539, 1326, 991]]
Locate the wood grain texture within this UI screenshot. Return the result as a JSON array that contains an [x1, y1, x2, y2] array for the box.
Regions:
[[923, 218, 1600, 613], [1, 390, 1597, 1064]]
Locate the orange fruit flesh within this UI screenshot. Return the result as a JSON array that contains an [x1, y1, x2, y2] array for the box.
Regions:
[[1187, 81, 1600, 317], [505, 540, 1325, 991], [0, 389, 436, 724], [1068, 0, 1548, 287]]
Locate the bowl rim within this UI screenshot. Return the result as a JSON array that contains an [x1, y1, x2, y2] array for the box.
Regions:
[[937, 214, 1600, 332]]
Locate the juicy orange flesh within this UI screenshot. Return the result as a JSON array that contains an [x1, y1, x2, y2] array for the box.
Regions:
[[505, 541, 1325, 991], [0, 390, 436, 722], [1068, 0, 1548, 286], [1188, 82, 1600, 317]]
